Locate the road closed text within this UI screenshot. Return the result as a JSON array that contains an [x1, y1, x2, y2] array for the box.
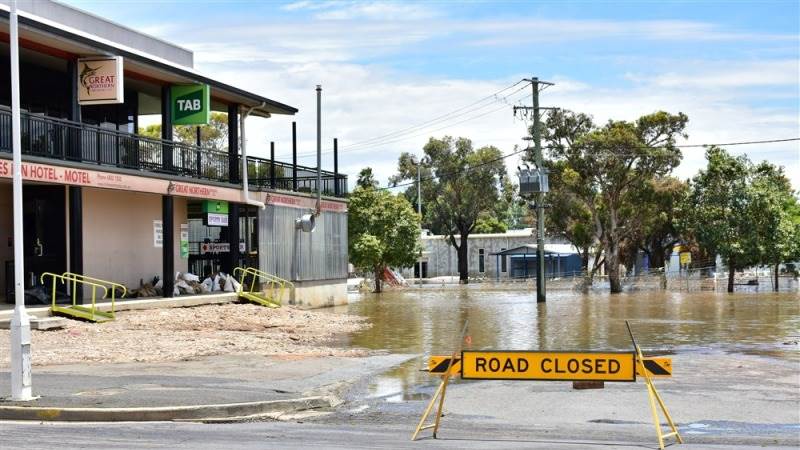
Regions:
[[461, 351, 636, 381]]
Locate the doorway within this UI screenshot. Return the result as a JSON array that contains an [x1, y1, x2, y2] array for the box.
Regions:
[[22, 185, 67, 287]]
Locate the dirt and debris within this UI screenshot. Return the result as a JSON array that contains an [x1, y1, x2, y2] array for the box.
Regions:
[[0, 304, 370, 367]]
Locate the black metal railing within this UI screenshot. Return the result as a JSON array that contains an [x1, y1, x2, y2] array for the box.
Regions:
[[0, 107, 347, 197], [247, 155, 347, 197], [0, 106, 230, 183]]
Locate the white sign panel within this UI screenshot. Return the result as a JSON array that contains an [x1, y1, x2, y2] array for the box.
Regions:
[[200, 242, 247, 254], [77, 56, 124, 105], [153, 220, 163, 248], [206, 212, 229, 227]]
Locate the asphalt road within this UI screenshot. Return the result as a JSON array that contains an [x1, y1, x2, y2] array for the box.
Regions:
[[1, 420, 795, 450]]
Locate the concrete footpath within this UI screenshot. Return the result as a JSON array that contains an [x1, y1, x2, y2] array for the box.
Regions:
[[0, 353, 414, 421]]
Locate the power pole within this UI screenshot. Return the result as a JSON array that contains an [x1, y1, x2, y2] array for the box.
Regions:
[[417, 162, 422, 286], [514, 77, 554, 303]]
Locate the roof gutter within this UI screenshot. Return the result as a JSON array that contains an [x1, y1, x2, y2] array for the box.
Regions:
[[240, 102, 266, 209]]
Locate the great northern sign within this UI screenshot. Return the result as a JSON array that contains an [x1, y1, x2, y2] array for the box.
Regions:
[[171, 84, 210, 125], [460, 351, 636, 382], [77, 57, 124, 105]]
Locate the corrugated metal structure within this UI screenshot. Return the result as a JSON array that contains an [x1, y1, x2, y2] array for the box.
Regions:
[[259, 205, 348, 281]]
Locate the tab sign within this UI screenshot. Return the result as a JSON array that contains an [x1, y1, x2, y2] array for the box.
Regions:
[[461, 351, 636, 382]]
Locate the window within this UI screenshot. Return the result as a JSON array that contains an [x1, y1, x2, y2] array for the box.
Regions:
[[478, 248, 485, 273], [501, 248, 507, 272]]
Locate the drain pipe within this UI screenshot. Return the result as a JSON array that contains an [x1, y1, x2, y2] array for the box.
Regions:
[[315, 85, 322, 215], [240, 102, 266, 209]]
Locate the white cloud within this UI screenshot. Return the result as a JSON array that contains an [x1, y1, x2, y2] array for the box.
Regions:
[[281, 0, 439, 21], [628, 60, 800, 88]]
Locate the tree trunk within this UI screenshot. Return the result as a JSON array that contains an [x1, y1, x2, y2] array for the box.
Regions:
[[727, 258, 735, 293], [580, 249, 590, 273], [373, 266, 383, 293], [457, 234, 469, 284], [650, 245, 666, 271], [606, 241, 622, 293], [774, 263, 779, 292]]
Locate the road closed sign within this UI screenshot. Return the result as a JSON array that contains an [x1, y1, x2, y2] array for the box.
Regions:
[[461, 351, 636, 382]]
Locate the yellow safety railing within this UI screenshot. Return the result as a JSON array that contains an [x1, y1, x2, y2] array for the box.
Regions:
[[62, 272, 127, 317], [233, 267, 294, 308], [41, 272, 113, 322]]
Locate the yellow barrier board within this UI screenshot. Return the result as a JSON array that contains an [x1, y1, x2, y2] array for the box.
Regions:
[[635, 357, 672, 378], [460, 351, 636, 382], [430, 355, 672, 379]]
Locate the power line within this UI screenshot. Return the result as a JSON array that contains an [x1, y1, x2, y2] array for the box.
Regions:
[[336, 79, 526, 150], [295, 81, 532, 159], [378, 137, 800, 191]]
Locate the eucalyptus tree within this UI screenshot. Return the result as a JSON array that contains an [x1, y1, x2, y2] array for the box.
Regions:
[[541, 109, 688, 292], [348, 172, 420, 293], [392, 137, 507, 283]]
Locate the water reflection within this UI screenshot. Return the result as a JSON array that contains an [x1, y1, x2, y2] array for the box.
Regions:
[[331, 288, 799, 399]]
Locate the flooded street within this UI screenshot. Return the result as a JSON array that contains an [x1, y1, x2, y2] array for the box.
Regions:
[[333, 288, 800, 398]]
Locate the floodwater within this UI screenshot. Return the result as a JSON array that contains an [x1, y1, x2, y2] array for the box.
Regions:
[[332, 288, 799, 399]]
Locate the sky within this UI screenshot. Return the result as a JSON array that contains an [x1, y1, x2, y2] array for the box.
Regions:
[[64, 0, 800, 190]]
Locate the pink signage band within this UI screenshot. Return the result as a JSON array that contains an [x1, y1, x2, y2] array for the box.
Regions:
[[0, 159, 346, 212]]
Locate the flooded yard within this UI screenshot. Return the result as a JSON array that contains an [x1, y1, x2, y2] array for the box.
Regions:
[[333, 288, 800, 398]]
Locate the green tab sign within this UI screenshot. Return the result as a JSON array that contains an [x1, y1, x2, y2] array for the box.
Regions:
[[171, 84, 210, 125]]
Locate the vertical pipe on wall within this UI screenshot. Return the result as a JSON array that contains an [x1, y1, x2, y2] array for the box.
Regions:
[[315, 85, 321, 212], [162, 195, 174, 298]]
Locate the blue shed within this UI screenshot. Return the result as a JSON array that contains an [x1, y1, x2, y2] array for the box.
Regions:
[[490, 244, 583, 279]]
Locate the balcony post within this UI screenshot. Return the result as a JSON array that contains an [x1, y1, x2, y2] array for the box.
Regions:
[[67, 59, 81, 160], [292, 121, 298, 192], [333, 138, 339, 197], [270, 141, 276, 189], [161, 86, 173, 173], [228, 104, 239, 183], [225, 203, 240, 275]]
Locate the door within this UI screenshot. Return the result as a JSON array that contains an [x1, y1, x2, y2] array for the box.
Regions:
[[23, 185, 66, 288]]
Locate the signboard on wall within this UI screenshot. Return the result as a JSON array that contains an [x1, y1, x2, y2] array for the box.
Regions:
[[180, 224, 189, 259], [171, 84, 210, 125], [153, 220, 163, 248], [77, 56, 124, 105], [205, 213, 229, 227], [200, 242, 246, 254]]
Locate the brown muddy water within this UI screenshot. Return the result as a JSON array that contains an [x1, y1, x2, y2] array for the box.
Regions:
[[331, 288, 799, 400]]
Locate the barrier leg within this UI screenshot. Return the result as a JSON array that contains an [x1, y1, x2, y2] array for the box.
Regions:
[[650, 377, 683, 443], [645, 379, 666, 450], [411, 377, 446, 441]]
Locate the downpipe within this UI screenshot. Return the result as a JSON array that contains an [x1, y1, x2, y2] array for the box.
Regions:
[[240, 102, 266, 209]]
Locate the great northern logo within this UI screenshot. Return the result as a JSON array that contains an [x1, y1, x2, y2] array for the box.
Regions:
[[79, 63, 116, 95]]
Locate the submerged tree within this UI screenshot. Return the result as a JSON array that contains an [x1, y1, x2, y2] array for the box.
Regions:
[[348, 172, 420, 293], [683, 147, 758, 292], [391, 137, 506, 283], [541, 109, 688, 292]]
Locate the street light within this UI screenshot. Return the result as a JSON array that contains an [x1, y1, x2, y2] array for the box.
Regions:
[[9, 0, 34, 401]]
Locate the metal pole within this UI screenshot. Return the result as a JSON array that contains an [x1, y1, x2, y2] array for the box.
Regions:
[[333, 138, 339, 197], [417, 163, 422, 286], [532, 77, 546, 303], [315, 85, 322, 212], [9, 0, 34, 401], [291, 121, 298, 192]]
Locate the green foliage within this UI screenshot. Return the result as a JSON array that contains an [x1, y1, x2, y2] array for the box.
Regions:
[[348, 178, 420, 292], [357, 167, 379, 189], [391, 136, 507, 282], [138, 112, 229, 151], [541, 109, 689, 292], [473, 215, 508, 234]]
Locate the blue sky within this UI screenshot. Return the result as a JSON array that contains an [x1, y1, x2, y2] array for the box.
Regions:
[[65, 0, 799, 188]]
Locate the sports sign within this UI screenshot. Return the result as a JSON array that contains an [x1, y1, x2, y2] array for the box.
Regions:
[[171, 84, 210, 125], [77, 57, 124, 105], [460, 351, 636, 382]]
